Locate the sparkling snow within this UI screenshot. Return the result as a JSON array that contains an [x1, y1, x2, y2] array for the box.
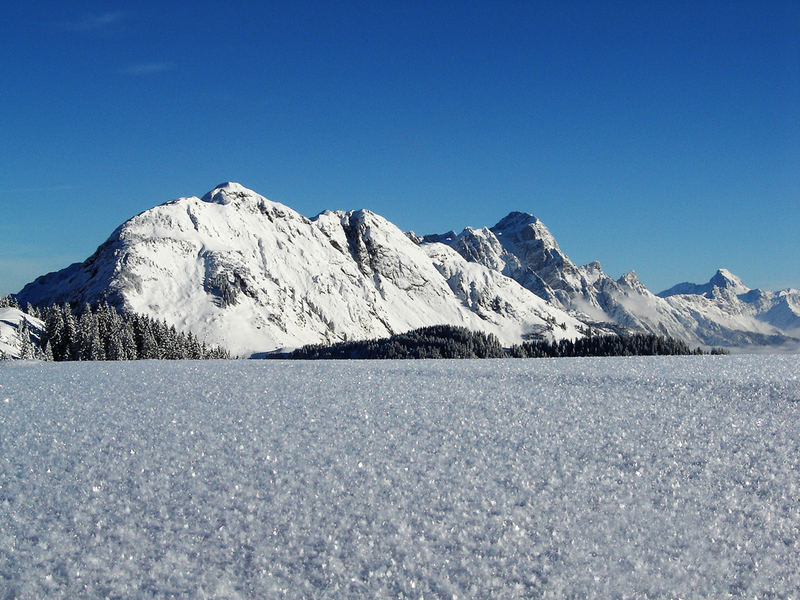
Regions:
[[1, 356, 799, 597]]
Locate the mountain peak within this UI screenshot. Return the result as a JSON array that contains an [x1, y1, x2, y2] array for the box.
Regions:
[[618, 270, 640, 284], [710, 268, 748, 292], [201, 182, 256, 205], [492, 211, 539, 230], [617, 270, 649, 294], [490, 210, 560, 254], [658, 268, 750, 298]]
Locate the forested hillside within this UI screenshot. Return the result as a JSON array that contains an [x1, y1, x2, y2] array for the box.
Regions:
[[1, 297, 229, 360]]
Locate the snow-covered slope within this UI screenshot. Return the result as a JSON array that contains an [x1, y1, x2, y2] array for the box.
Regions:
[[16, 183, 583, 356], [422, 243, 587, 341], [0, 307, 44, 359], [424, 214, 800, 348]]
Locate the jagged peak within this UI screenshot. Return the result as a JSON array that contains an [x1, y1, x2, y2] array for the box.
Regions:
[[709, 268, 749, 292], [490, 210, 559, 251], [201, 182, 258, 205], [616, 270, 651, 296], [618, 270, 640, 286], [492, 211, 540, 230], [457, 225, 496, 240], [658, 268, 750, 298], [584, 260, 603, 271]]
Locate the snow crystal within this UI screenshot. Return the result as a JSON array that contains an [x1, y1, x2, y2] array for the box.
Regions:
[[1, 355, 799, 597]]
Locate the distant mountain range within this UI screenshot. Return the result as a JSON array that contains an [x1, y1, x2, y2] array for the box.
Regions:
[[13, 182, 800, 356]]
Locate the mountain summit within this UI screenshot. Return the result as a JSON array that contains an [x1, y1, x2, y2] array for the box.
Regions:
[[201, 181, 259, 205]]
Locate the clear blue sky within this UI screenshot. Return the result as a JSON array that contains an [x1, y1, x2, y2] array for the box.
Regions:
[[1, 1, 798, 296]]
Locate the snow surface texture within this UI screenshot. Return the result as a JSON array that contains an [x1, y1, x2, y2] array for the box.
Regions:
[[2, 357, 799, 598]]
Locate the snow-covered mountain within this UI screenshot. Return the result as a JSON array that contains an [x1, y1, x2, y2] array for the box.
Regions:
[[422, 213, 800, 348], [14, 182, 799, 354], [657, 271, 800, 344], [15, 183, 584, 356], [659, 268, 750, 298]]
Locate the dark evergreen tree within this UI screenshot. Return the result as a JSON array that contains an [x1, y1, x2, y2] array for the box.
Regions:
[[42, 306, 67, 360], [14, 300, 229, 361], [25, 302, 42, 320], [42, 339, 55, 361], [17, 319, 35, 359], [508, 333, 702, 358], [287, 325, 506, 360], [63, 304, 79, 361], [285, 328, 706, 360], [120, 322, 138, 360]]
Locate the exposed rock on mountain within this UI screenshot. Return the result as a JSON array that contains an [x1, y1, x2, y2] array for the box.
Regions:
[[659, 268, 751, 298]]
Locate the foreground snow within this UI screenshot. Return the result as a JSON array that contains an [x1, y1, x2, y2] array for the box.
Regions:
[[1, 356, 799, 597]]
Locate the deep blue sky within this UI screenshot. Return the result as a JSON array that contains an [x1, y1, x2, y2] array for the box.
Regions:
[[2, 1, 798, 296]]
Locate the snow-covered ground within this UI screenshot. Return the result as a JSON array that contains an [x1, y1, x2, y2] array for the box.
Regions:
[[1, 356, 798, 597]]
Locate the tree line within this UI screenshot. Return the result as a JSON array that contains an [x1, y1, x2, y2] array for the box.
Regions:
[[284, 325, 720, 360], [1, 296, 229, 361], [3, 295, 725, 361], [507, 332, 707, 357], [286, 325, 506, 359]]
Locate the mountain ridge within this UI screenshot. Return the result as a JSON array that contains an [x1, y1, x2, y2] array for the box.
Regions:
[[15, 184, 587, 356], [14, 183, 800, 355], [412, 211, 800, 349]]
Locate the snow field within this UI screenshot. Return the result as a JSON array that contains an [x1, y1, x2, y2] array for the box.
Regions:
[[1, 356, 799, 597]]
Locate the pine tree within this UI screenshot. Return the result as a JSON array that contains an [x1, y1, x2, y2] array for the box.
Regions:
[[17, 319, 35, 359], [22, 300, 229, 361], [43, 306, 67, 360], [42, 340, 55, 361], [25, 302, 41, 320], [77, 308, 104, 361], [62, 304, 79, 360]]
